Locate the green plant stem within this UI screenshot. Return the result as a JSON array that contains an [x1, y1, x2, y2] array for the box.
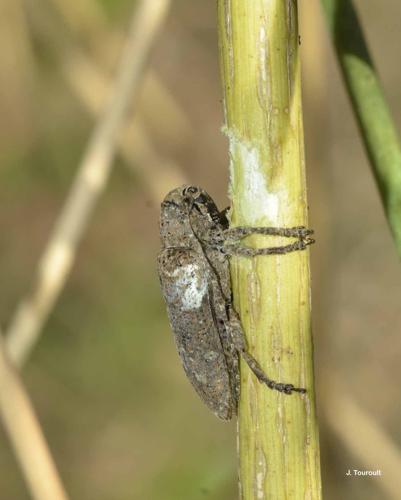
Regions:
[[322, 0, 401, 256], [217, 1, 321, 498]]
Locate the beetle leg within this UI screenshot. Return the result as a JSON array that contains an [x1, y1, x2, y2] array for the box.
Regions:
[[226, 307, 306, 395], [221, 238, 313, 257], [223, 226, 313, 241]]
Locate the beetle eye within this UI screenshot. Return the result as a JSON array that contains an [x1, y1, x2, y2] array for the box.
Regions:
[[183, 186, 200, 197]]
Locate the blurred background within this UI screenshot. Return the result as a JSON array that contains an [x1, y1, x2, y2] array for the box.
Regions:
[[0, 0, 400, 499]]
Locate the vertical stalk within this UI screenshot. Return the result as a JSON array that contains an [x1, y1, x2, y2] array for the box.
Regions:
[[217, 1, 322, 498], [321, 0, 401, 257]]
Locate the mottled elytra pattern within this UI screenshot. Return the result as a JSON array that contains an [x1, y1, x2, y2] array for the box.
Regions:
[[157, 185, 313, 420]]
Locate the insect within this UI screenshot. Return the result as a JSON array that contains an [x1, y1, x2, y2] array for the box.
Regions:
[[158, 185, 314, 420]]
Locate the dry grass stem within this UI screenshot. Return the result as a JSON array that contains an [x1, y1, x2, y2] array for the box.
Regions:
[[47, 0, 190, 148], [62, 52, 187, 201], [0, 333, 69, 500], [5, 0, 171, 366]]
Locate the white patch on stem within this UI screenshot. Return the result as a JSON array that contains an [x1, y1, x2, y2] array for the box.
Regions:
[[224, 128, 285, 225], [255, 447, 267, 499]]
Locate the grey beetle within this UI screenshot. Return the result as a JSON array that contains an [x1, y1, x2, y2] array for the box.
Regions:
[[158, 185, 313, 420]]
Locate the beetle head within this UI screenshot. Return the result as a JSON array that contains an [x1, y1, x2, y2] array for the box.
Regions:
[[160, 185, 225, 246]]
